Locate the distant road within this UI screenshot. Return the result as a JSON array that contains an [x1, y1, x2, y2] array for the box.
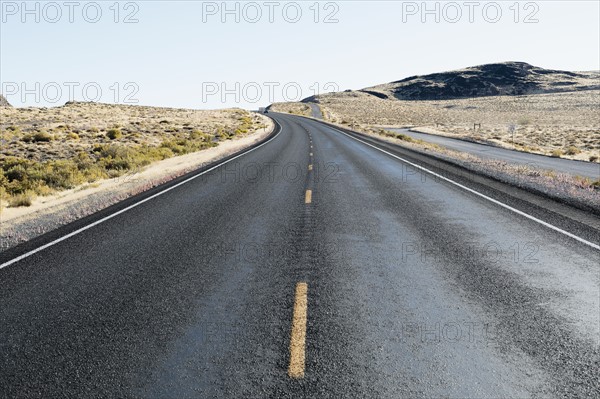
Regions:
[[0, 113, 598, 397], [389, 128, 600, 179], [308, 103, 323, 119]]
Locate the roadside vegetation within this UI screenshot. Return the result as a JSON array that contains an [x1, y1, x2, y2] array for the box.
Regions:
[[0, 102, 264, 209], [275, 102, 312, 117]]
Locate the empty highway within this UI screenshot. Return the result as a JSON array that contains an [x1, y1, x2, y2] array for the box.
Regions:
[[0, 113, 598, 398]]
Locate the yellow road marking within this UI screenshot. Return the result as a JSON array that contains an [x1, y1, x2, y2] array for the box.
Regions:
[[288, 282, 308, 379], [305, 190, 312, 204], [308, 164, 313, 171]]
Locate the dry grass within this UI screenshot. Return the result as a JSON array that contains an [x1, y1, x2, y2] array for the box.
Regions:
[[1, 102, 267, 161], [273, 90, 600, 162], [0, 102, 269, 208], [7, 192, 35, 207], [0, 125, 274, 250], [270, 102, 312, 117]]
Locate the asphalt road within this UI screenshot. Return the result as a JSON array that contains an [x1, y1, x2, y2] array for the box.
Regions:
[[1, 113, 598, 398], [308, 103, 323, 119], [388, 128, 600, 179]]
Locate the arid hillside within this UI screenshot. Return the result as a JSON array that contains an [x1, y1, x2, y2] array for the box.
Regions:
[[0, 95, 11, 107], [0, 102, 269, 208], [350, 62, 598, 101]]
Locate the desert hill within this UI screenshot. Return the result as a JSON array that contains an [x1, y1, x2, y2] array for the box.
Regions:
[[304, 62, 600, 102], [0, 94, 12, 107]]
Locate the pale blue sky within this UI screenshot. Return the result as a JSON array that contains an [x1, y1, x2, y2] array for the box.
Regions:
[[1, 1, 599, 109]]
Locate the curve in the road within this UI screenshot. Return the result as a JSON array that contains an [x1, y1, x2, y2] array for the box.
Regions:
[[0, 112, 598, 398]]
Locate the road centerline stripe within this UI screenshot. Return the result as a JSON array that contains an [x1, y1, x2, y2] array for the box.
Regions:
[[288, 282, 308, 379], [305, 190, 312, 204]]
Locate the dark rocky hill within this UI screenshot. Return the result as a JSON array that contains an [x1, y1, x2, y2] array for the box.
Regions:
[[303, 62, 599, 103]]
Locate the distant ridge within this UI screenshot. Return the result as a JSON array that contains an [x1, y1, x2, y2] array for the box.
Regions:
[[303, 62, 600, 102], [0, 94, 12, 107]]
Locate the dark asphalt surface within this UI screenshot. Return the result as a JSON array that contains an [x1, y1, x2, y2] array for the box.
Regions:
[[388, 128, 600, 179], [1, 113, 599, 398]]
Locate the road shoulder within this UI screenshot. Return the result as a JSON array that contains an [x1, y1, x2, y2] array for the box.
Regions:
[[291, 114, 600, 246], [0, 117, 275, 251]]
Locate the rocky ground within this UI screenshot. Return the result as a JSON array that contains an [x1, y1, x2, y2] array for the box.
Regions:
[[361, 62, 599, 100]]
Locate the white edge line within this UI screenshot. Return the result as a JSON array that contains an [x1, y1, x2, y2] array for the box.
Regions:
[[328, 125, 600, 251], [0, 126, 282, 270]]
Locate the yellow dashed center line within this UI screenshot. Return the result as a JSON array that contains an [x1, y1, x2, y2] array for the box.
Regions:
[[288, 282, 308, 379], [305, 190, 312, 204], [308, 164, 313, 171]]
